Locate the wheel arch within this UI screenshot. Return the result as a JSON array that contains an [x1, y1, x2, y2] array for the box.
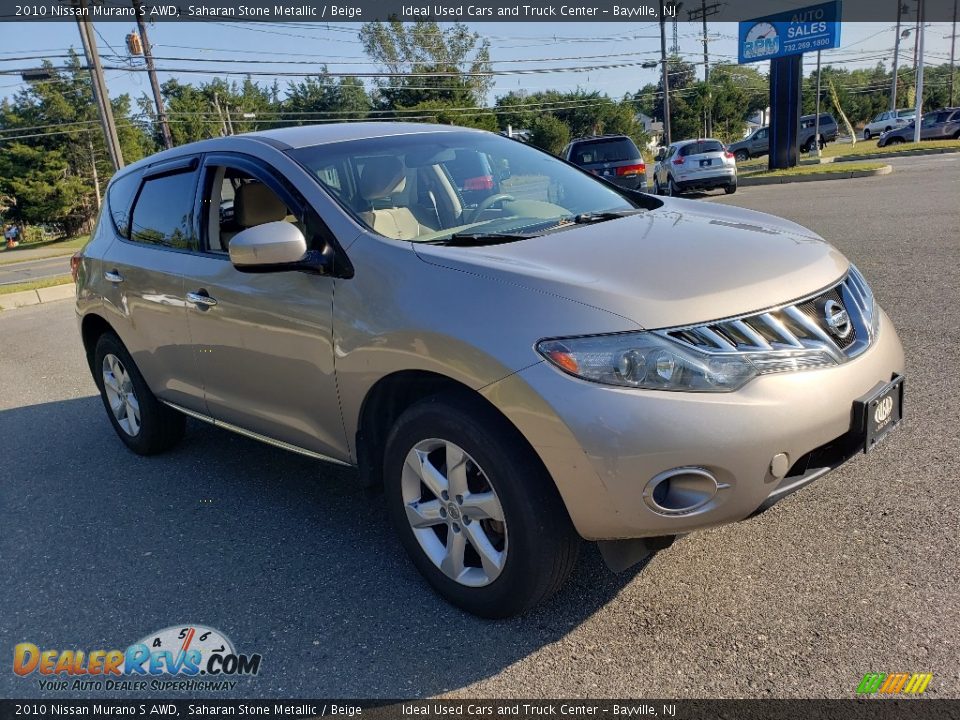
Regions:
[[80, 312, 115, 375], [354, 370, 546, 492]]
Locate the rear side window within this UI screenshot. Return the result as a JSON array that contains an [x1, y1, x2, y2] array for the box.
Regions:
[[679, 141, 724, 156], [129, 170, 199, 250], [571, 138, 640, 164], [106, 171, 142, 238]]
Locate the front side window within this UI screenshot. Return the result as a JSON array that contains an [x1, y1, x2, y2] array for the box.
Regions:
[[203, 166, 297, 254], [288, 131, 637, 243], [129, 170, 199, 250], [755, 129, 768, 140]]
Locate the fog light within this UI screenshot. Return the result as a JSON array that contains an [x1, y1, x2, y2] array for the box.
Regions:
[[643, 467, 721, 516]]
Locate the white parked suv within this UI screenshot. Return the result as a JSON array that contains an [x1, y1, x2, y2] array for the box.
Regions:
[[863, 109, 915, 140]]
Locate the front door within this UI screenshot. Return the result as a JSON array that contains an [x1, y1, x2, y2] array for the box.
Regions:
[[181, 153, 346, 460]]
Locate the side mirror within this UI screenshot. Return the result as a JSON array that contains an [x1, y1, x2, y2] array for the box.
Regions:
[[229, 221, 319, 273]]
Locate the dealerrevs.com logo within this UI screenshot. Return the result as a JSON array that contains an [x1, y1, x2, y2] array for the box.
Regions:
[[13, 625, 262, 692]]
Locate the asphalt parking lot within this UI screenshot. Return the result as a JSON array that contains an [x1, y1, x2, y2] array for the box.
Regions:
[[1, 153, 958, 700]]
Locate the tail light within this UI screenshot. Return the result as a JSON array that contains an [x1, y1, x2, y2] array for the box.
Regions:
[[672, 156, 685, 165], [616, 163, 646, 177], [70, 252, 82, 283], [463, 175, 494, 191], [724, 151, 735, 160]]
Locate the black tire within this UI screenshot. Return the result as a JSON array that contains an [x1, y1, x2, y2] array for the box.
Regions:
[[953, 130, 960, 140], [383, 394, 580, 618], [734, 150, 749, 162], [93, 332, 185, 455], [653, 177, 661, 195], [863, 130, 872, 141], [724, 182, 737, 195], [667, 176, 681, 197]]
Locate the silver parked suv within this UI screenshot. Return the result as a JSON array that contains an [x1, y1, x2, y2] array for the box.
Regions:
[[76, 123, 905, 617]]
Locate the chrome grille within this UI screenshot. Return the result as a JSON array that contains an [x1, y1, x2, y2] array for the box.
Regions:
[[658, 267, 877, 364]]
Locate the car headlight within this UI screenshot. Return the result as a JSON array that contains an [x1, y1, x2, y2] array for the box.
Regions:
[[537, 331, 837, 393]]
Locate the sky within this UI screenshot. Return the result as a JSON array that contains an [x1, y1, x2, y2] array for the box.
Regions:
[[1, 20, 956, 106]]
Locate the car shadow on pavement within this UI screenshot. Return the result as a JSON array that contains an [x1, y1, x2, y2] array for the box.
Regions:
[[0, 396, 646, 699]]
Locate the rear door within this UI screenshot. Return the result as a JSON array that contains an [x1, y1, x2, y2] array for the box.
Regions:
[[180, 152, 346, 459], [99, 157, 205, 411]]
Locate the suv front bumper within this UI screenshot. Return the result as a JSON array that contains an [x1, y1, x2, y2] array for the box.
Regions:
[[481, 308, 905, 540]]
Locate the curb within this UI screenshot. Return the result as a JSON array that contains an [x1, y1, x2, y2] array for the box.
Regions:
[[739, 164, 892, 186], [825, 146, 960, 163], [0, 282, 74, 310]]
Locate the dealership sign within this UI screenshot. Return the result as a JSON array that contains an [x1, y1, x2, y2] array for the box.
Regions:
[[738, 1, 842, 63]]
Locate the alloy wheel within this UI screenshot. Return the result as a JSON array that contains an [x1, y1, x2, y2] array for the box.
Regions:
[[401, 438, 507, 587], [102, 353, 141, 436]]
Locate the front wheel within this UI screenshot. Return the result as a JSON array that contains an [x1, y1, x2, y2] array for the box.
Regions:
[[94, 332, 185, 455], [653, 177, 662, 195], [383, 395, 580, 618], [666, 177, 681, 197]]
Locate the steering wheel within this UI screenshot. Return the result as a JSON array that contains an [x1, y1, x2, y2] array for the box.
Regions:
[[466, 194, 515, 223]]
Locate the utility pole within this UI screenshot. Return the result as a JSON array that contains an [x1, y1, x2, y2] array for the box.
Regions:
[[87, 134, 101, 210], [660, 0, 672, 145], [73, 0, 123, 171], [950, 0, 958, 106], [891, 1, 904, 111], [914, 0, 925, 143], [912, 0, 920, 96], [688, 0, 720, 137], [814, 51, 823, 157], [132, 0, 173, 149]]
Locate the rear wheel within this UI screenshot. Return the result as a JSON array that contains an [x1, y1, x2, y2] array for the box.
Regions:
[[94, 332, 185, 455], [724, 182, 737, 195], [863, 129, 872, 141], [383, 395, 580, 618], [734, 150, 749, 163]]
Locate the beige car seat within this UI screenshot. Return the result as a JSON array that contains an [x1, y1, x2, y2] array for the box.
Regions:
[[359, 158, 432, 240]]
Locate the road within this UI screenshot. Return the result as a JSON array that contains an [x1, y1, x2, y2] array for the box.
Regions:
[[0, 254, 71, 286], [1, 154, 958, 700]]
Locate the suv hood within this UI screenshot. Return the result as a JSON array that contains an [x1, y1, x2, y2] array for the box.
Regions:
[[413, 197, 849, 329]]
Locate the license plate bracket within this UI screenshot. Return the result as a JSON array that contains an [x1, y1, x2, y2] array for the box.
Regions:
[[700, 159, 712, 167], [853, 374, 905, 453]]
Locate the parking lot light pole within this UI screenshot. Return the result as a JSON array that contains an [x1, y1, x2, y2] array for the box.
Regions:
[[913, 0, 925, 144]]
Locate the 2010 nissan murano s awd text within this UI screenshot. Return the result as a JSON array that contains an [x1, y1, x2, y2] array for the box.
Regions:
[[75, 123, 905, 618]]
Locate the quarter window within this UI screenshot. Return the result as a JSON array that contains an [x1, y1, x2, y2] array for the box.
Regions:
[[106, 171, 142, 238], [129, 170, 199, 250]]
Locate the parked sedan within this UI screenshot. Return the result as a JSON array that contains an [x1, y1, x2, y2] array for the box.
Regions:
[[877, 108, 960, 146], [653, 139, 737, 195]]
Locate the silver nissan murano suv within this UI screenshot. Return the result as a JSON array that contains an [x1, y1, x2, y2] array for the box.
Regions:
[[75, 123, 905, 617]]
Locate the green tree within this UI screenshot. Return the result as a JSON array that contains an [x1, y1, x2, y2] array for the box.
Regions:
[[0, 54, 151, 235], [284, 72, 371, 124], [527, 114, 571, 154], [360, 20, 492, 113]]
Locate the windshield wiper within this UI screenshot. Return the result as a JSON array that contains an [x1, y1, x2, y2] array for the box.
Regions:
[[571, 209, 645, 224], [429, 232, 535, 247]]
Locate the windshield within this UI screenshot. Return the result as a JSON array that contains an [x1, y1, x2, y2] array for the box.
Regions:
[[287, 130, 637, 243]]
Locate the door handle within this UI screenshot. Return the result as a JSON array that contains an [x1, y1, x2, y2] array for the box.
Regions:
[[186, 291, 218, 308], [104, 269, 123, 283]]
